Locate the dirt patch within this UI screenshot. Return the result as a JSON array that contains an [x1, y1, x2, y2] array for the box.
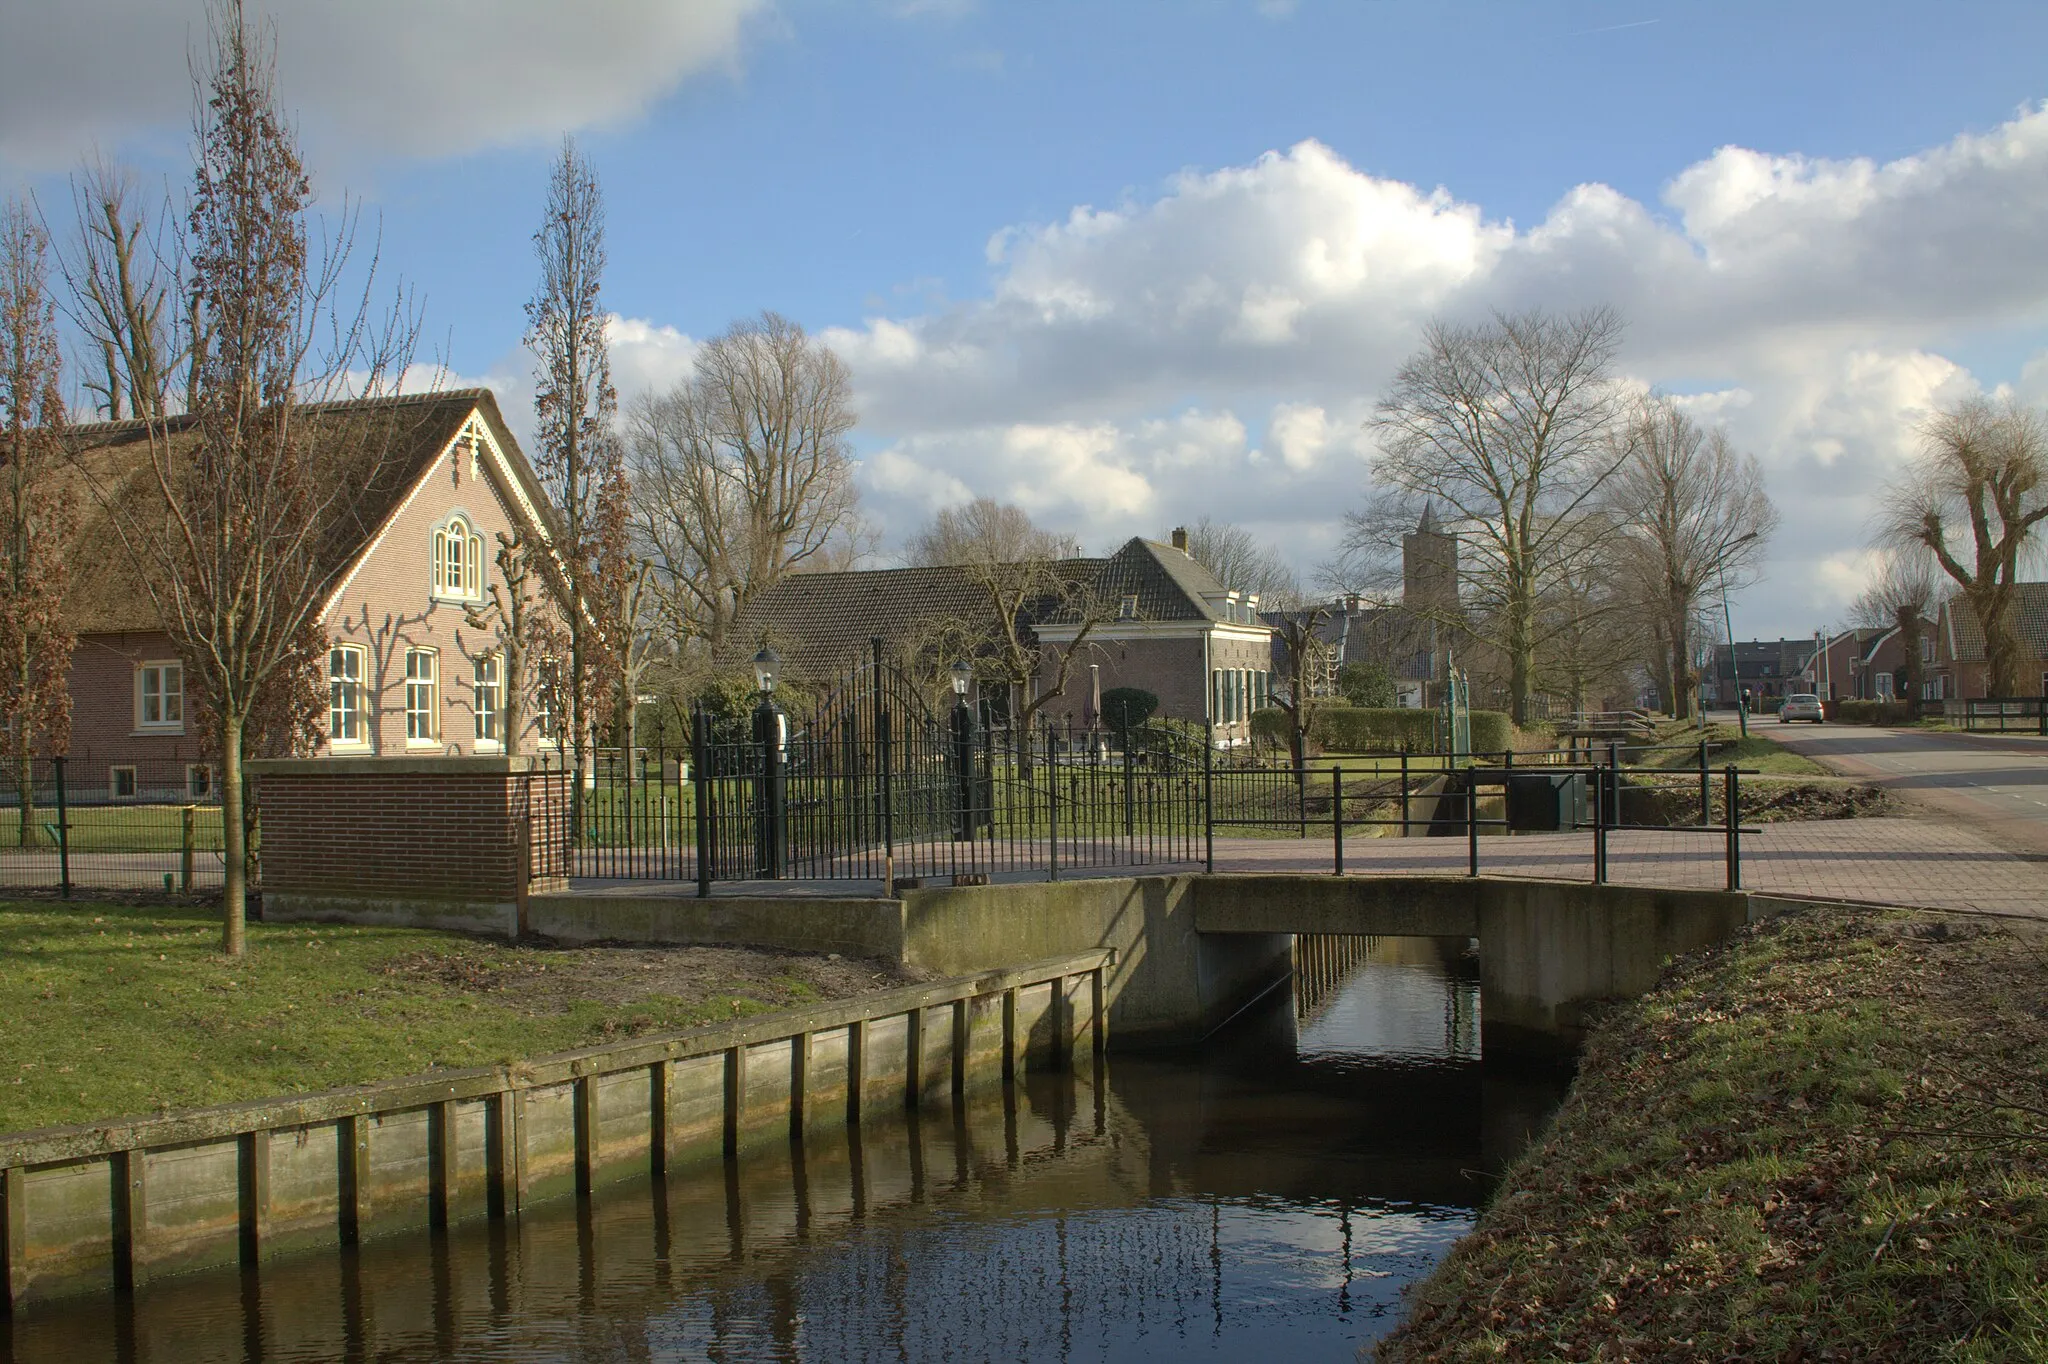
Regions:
[[380, 939, 931, 1021], [1739, 779, 1900, 823]]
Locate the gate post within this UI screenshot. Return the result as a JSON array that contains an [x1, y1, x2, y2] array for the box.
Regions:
[[952, 689, 975, 842], [753, 695, 786, 879], [692, 704, 713, 899], [53, 755, 70, 900]]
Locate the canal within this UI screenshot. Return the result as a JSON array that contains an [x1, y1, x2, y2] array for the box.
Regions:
[[4, 937, 1568, 1362]]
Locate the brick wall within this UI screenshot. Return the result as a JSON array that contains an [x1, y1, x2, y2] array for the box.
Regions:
[[251, 757, 568, 903], [1035, 630, 1276, 743], [65, 630, 210, 775]]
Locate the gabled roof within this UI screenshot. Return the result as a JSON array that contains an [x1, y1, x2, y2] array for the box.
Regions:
[[1040, 537, 1258, 627], [1938, 583, 2048, 664], [722, 565, 1005, 678], [59, 389, 537, 635]]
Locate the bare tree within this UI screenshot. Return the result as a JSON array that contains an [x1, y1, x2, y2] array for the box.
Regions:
[[53, 160, 174, 421], [908, 498, 1100, 759], [0, 204, 76, 847], [1879, 396, 2048, 698], [1848, 553, 1941, 703], [626, 311, 862, 657], [111, 1, 417, 955], [1262, 595, 1331, 767], [1604, 395, 1777, 718], [462, 530, 563, 752], [525, 137, 631, 813], [1361, 306, 1626, 723], [1176, 517, 1299, 600]]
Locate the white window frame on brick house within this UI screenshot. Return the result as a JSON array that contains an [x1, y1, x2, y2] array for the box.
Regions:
[[405, 648, 440, 746], [328, 644, 368, 750], [474, 652, 502, 750], [109, 765, 136, 800], [135, 660, 183, 733], [186, 763, 213, 799], [431, 513, 485, 604]]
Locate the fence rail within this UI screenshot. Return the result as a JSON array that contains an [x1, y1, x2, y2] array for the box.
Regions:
[[1942, 697, 2048, 734], [0, 756, 227, 897]]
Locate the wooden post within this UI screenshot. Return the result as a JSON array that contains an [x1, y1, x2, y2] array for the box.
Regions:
[[573, 1074, 598, 1198], [649, 1060, 672, 1178], [488, 1090, 526, 1218], [789, 1031, 813, 1137], [429, 1100, 456, 1228], [845, 1019, 868, 1127], [339, 1114, 370, 1244], [180, 805, 196, 894], [904, 1007, 925, 1111], [2, 1165, 23, 1310], [951, 998, 970, 1099], [723, 1045, 748, 1157], [1090, 967, 1108, 1055], [1001, 987, 1020, 1083], [240, 1130, 271, 1263], [111, 1149, 142, 1291]]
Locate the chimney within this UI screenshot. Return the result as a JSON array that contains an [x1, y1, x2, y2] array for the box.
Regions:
[[1170, 526, 1188, 553]]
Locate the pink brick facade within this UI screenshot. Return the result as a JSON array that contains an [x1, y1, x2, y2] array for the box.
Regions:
[[321, 420, 554, 759], [57, 392, 564, 777], [1036, 628, 1276, 745]]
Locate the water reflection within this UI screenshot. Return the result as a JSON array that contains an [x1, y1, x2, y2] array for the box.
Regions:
[[3, 936, 1565, 1362]]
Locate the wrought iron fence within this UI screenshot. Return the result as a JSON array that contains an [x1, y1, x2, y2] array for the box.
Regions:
[[0, 756, 228, 895]]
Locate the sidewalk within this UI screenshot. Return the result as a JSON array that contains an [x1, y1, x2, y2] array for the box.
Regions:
[[560, 817, 2048, 920]]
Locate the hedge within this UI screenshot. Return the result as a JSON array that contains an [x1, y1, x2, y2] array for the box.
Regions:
[[1250, 704, 1514, 754], [1827, 698, 1913, 726]]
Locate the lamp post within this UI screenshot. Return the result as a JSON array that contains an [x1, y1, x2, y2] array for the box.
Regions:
[[1717, 531, 1761, 739], [949, 660, 975, 841], [751, 646, 785, 878]]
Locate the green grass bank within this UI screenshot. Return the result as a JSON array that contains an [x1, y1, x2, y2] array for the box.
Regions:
[[0, 899, 915, 1134], [1379, 906, 2048, 1362]]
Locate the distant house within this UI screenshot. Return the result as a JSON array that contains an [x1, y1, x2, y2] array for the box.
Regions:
[[1705, 638, 1819, 707], [724, 529, 1276, 746], [1929, 585, 2048, 699], [1797, 627, 1910, 701], [60, 389, 566, 797]]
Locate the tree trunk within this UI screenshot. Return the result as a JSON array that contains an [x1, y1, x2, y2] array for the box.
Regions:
[[15, 751, 34, 849], [1898, 609, 1924, 704], [221, 720, 245, 956]]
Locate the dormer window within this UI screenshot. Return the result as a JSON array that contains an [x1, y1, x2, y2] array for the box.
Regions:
[[432, 514, 484, 603], [1119, 594, 1139, 621]]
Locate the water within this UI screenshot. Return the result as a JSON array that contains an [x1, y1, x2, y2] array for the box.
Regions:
[[3, 938, 1567, 1363]]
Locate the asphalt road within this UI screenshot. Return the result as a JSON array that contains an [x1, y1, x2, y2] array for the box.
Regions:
[[1740, 712, 2048, 855]]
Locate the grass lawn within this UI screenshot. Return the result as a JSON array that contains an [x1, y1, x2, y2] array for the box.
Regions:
[[0, 899, 912, 1135], [1379, 906, 2048, 1361]]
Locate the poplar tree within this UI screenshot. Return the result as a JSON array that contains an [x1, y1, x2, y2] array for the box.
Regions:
[[526, 138, 631, 817], [0, 205, 75, 846]]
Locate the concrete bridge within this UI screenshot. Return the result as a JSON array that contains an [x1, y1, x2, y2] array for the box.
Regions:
[[273, 872, 1773, 1062]]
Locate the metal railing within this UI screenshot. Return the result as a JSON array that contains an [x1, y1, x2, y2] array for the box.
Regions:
[[1942, 697, 2048, 734], [0, 756, 229, 896]]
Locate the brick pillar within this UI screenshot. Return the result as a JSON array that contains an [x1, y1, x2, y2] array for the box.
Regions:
[[246, 756, 569, 938]]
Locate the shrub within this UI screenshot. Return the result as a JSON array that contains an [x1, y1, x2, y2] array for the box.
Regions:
[[1468, 709, 1514, 756], [1311, 705, 1438, 752], [1828, 698, 1913, 726], [1099, 686, 1159, 733], [1337, 661, 1396, 709], [1250, 706, 1293, 746]]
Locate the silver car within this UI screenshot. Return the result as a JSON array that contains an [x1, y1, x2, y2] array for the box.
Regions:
[[1779, 693, 1825, 723]]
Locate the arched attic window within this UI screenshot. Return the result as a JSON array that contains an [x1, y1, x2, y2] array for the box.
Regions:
[[432, 513, 485, 602]]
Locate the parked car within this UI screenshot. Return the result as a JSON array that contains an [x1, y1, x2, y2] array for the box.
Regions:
[[1779, 693, 1825, 724]]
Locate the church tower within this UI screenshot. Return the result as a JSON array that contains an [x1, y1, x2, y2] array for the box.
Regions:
[[1401, 502, 1460, 613]]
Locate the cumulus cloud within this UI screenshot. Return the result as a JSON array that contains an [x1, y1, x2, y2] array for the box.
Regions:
[[0, 0, 762, 171], [825, 109, 2048, 633]]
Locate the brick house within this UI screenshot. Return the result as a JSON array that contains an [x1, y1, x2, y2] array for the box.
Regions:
[[725, 529, 1277, 746], [60, 389, 564, 797], [1929, 584, 2048, 699], [1793, 627, 1910, 701]]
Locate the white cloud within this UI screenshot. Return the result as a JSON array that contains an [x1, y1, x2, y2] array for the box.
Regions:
[[0, 0, 762, 171], [820, 111, 2048, 632]]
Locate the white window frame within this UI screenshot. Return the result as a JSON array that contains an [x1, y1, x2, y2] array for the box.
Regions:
[[431, 515, 486, 604], [135, 660, 184, 733], [109, 766, 137, 800], [474, 653, 503, 751], [328, 644, 369, 750], [405, 648, 440, 746], [186, 764, 214, 799]]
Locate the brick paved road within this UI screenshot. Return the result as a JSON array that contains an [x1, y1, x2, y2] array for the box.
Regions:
[[1202, 819, 2048, 918]]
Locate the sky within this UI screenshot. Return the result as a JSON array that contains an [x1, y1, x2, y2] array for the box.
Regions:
[[6, 0, 2048, 641]]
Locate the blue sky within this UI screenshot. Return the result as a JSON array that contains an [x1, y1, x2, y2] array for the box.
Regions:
[[7, 0, 2048, 640]]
